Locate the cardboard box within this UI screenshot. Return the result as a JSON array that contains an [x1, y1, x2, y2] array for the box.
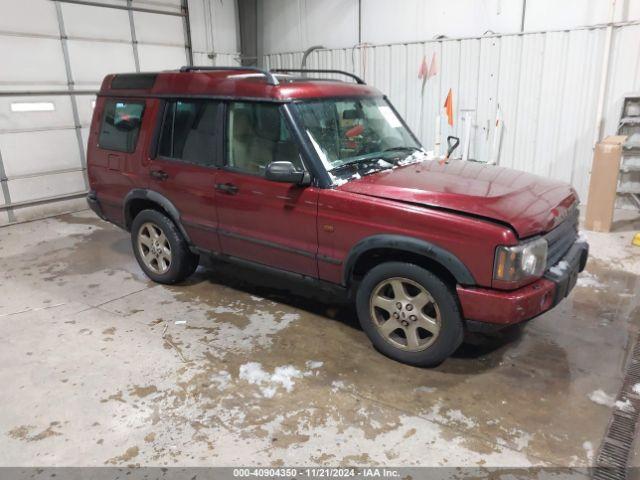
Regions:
[[585, 135, 627, 232]]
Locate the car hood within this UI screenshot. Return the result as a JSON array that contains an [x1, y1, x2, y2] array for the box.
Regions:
[[336, 159, 578, 238]]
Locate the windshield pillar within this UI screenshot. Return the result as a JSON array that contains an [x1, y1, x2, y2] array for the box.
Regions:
[[281, 103, 334, 188]]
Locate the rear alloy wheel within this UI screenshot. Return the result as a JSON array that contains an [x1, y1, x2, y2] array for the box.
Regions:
[[356, 262, 463, 367], [137, 222, 172, 275], [131, 209, 199, 284]]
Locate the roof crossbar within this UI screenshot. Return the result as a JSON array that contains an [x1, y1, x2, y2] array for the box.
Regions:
[[271, 68, 366, 85], [178, 66, 279, 86]]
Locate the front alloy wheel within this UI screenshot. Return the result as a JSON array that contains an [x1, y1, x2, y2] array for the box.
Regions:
[[356, 262, 463, 367], [369, 277, 441, 351]]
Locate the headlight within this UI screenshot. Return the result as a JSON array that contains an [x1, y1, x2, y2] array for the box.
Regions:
[[493, 238, 548, 283]]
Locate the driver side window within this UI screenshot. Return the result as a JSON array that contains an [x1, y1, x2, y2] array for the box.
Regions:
[[227, 102, 303, 175]]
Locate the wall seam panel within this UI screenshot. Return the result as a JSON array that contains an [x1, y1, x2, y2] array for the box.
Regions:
[[54, 1, 89, 192], [0, 146, 16, 222], [127, 0, 141, 71]]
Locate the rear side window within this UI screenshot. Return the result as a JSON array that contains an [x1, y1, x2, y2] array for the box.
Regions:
[[98, 99, 145, 153], [158, 100, 220, 167]]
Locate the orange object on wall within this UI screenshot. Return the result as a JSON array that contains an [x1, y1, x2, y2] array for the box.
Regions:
[[444, 89, 453, 126]]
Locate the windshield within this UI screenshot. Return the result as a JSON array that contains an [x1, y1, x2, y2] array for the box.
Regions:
[[294, 97, 421, 178]]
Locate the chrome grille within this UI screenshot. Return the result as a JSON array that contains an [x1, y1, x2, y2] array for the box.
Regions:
[[544, 204, 579, 269]]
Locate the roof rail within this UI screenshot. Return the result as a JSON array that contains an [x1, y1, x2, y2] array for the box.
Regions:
[[271, 68, 366, 85], [178, 66, 279, 86]]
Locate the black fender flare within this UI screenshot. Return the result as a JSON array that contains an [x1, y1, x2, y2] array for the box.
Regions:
[[123, 189, 192, 244], [342, 234, 475, 286]]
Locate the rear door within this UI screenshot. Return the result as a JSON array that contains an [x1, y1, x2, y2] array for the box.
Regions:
[[214, 101, 319, 277], [148, 100, 223, 252]]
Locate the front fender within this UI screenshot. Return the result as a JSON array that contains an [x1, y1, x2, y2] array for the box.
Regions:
[[342, 234, 475, 286]]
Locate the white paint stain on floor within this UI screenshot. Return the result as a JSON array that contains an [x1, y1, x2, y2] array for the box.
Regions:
[[236, 361, 325, 398], [588, 389, 615, 407], [577, 272, 606, 290], [239, 362, 305, 398]]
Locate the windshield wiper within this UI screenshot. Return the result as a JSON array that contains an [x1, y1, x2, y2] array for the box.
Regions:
[[382, 146, 420, 154], [330, 147, 421, 173], [329, 156, 378, 172]]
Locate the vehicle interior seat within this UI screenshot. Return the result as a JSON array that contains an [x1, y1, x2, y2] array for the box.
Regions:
[[171, 108, 195, 156], [274, 140, 301, 169], [252, 106, 280, 172], [230, 105, 302, 174], [230, 109, 261, 173], [182, 103, 218, 165]]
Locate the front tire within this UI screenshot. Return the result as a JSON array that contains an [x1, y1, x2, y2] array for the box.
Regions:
[[131, 209, 199, 284], [355, 262, 463, 367]]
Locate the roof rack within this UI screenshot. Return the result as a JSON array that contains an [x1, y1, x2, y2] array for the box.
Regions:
[[271, 68, 366, 85], [178, 66, 279, 86], [177, 66, 366, 86]]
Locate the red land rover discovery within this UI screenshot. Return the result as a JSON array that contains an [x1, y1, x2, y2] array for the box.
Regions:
[[86, 66, 589, 366]]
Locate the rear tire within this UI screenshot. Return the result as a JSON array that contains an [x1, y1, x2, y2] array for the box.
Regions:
[[355, 262, 463, 367], [131, 209, 199, 284]]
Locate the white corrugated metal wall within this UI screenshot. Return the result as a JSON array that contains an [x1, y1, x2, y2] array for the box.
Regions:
[[0, 0, 240, 226], [264, 22, 640, 204], [188, 0, 241, 66]]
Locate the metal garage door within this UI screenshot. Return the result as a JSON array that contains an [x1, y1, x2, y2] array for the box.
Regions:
[[0, 0, 192, 225]]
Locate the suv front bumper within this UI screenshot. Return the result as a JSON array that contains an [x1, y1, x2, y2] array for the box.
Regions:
[[456, 240, 589, 329]]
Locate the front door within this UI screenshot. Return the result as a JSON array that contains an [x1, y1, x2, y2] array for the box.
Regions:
[[214, 101, 318, 277], [148, 99, 223, 252]]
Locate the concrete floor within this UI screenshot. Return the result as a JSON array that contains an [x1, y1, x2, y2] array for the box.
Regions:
[[1, 210, 639, 468]]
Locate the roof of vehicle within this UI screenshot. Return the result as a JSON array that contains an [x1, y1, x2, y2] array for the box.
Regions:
[[99, 67, 382, 101]]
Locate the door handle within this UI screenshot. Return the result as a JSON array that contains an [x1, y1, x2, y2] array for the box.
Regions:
[[150, 169, 169, 181], [215, 183, 239, 195]]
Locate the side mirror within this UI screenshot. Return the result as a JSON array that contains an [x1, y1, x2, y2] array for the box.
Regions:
[[265, 161, 311, 186]]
